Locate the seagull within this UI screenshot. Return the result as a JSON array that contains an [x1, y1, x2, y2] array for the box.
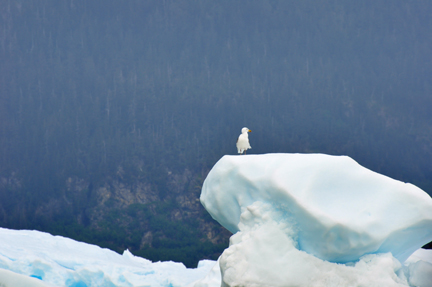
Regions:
[[236, 127, 252, 154]]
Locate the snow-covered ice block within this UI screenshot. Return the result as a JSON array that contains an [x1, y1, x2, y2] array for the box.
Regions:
[[403, 249, 432, 287], [0, 228, 215, 287], [0, 268, 51, 287], [219, 202, 410, 287], [190, 203, 432, 287], [200, 153, 432, 263]]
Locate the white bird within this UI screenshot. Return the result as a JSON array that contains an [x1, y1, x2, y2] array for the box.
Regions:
[[236, 127, 252, 154]]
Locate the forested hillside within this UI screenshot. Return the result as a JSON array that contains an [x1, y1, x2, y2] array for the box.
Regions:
[[1, 0, 432, 267]]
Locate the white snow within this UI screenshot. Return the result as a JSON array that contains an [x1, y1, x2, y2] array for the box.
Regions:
[[0, 228, 215, 287], [0, 268, 49, 287], [191, 202, 432, 287], [1, 153, 432, 287], [197, 153, 432, 286]]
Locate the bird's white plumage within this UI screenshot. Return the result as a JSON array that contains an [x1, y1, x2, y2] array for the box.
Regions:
[[236, 127, 251, 154]]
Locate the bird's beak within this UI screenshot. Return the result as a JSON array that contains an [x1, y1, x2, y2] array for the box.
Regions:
[[249, 129, 251, 132]]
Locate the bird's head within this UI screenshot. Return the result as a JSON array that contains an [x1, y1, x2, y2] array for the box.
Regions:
[[242, 127, 251, 133]]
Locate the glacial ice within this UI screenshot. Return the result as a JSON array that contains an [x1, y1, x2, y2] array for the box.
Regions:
[[201, 154, 432, 263], [1, 153, 432, 287], [197, 153, 432, 286], [0, 228, 215, 287], [192, 201, 432, 287]]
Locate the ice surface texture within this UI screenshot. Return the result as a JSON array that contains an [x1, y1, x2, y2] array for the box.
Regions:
[[200, 153, 432, 263], [1, 153, 432, 287], [0, 228, 214, 287]]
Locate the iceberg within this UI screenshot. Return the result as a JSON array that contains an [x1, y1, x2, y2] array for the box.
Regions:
[[1, 153, 432, 287], [0, 228, 215, 287], [196, 153, 432, 287]]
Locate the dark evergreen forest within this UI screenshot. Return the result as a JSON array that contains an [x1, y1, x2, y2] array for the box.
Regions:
[[1, 0, 432, 267]]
